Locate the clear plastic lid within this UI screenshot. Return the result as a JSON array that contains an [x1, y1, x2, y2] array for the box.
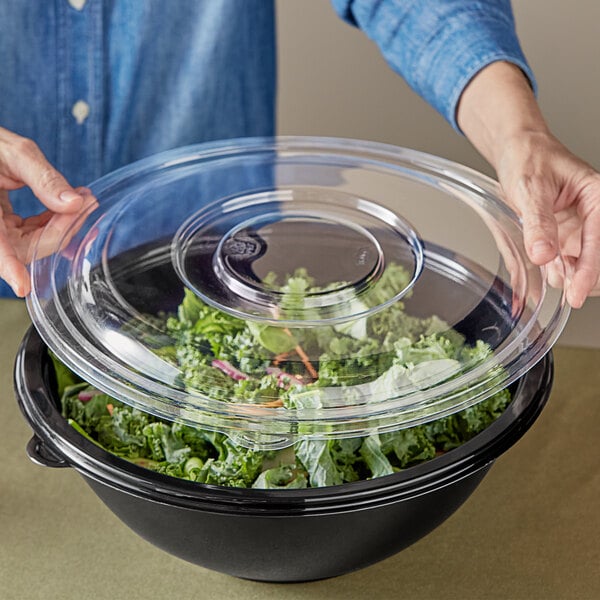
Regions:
[[27, 137, 569, 449]]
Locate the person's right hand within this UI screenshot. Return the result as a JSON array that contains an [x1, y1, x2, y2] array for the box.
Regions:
[[0, 126, 87, 297]]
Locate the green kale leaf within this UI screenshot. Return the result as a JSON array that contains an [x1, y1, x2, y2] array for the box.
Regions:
[[252, 465, 308, 489]]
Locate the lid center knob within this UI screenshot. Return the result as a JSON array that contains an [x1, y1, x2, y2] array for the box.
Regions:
[[172, 188, 424, 325], [215, 214, 382, 306]]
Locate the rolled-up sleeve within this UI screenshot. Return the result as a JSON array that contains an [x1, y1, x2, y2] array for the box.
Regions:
[[331, 0, 537, 132]]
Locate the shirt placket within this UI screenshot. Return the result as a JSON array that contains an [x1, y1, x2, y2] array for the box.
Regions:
[[56, 0, 104, 185]]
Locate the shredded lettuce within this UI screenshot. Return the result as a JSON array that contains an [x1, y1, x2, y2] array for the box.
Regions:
[[53, 263, 513, 489]]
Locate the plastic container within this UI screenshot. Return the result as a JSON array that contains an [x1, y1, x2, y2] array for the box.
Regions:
[[24, 137, 568, 449], [15, 323, 553, 582], [14, 137, 563, 581]]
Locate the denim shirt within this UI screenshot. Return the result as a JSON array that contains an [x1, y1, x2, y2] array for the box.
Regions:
[[0, 0, 533, 297], [332, 0, 535, 128]]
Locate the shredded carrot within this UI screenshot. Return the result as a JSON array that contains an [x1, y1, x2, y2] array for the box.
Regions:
[[273, 351, 291, 366], [238, 398, 284, 411], [282, 327, 318, 380], [106, 403, 114, 416], [261, 399, 284, 408], [294, 343, 318, 379]]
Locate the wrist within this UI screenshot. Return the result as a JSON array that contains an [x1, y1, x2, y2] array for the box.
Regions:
[[457, 61, 550, 169]]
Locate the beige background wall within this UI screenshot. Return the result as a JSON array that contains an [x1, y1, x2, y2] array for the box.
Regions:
[[276, 0, 600, 348]]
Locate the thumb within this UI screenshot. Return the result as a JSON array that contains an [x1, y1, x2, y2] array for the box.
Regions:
[[8, 137, 83, 213], [510, 176, 559, 266]]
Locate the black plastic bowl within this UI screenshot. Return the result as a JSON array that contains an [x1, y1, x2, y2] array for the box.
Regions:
[[14, 324, 553, 582]]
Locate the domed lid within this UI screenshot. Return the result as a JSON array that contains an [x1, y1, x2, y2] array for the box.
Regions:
[[27, 137, 569, 449]]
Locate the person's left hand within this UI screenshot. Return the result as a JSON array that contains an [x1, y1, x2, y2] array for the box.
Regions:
[[494, 130, 600, 308], [456, 61, 600, 309]]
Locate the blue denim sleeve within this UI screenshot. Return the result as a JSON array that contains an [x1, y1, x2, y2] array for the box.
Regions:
[[331, 0, 537, 132]]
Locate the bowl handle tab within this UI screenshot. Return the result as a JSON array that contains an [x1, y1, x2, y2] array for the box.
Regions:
[[26, 436, 69, 468]]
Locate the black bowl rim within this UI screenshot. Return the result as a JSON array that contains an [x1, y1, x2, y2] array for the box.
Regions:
[[15, 325, 553, 516]]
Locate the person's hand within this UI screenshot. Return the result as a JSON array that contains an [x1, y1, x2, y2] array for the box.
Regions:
[[457, 61, 600, 308], [495, 130, 600, 308], [0, 126, 87, 297]]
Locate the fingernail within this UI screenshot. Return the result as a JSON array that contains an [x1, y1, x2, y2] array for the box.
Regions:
[[531, 240, 552, 260], [567, 286, 583, 309], [59, 190, 82, 204]]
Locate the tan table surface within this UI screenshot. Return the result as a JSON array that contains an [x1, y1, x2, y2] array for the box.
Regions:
[[1, 299, 598, 600]]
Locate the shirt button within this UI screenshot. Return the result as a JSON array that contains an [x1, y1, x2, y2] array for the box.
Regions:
[[71, 100, 90, 125], [68, 0, 87, 10]]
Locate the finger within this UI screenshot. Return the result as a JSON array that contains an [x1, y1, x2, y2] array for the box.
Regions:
[[20, 210, 53, 232], [4, 213, 23, 228], [511, 176, 560, 265], [566, 205, 600, 308], [546, 256, 565, 290], [20, 188, 94, 233], [0, 227, 30, 296], [3, 136, 83, 213], [31, 194, 99, 263], [0, 188, 14, 215], [0, 191, 24, 229]]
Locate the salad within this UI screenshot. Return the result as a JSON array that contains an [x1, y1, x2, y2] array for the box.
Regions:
[[53, 264, 511, 489]]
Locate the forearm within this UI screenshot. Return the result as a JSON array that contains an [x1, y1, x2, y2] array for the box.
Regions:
[[456, 61, 551, 170]]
